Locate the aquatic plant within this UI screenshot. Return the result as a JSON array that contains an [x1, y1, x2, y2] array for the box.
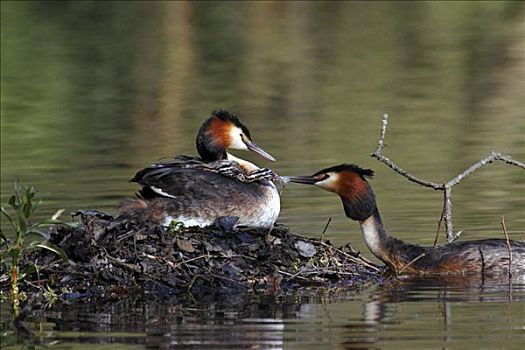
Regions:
[[0, 182, 68, 316]]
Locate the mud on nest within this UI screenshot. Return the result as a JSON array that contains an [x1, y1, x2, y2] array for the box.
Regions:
[[9, 211, 383, 300]]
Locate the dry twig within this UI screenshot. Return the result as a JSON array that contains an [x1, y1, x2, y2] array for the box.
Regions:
[[398, 253, 426, 275], [433, 196, 446, 246], [320, 217, 332, 243], [371, 113, 525, 243], [501, 216, 512, 279]]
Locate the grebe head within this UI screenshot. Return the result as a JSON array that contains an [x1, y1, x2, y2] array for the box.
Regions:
[[196, 110, 276, 162], [287, 164, 377, 221]]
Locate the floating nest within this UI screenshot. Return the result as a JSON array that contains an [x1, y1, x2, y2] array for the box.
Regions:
[[8, 211, 383, 301]]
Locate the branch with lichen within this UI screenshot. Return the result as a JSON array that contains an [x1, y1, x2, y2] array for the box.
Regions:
[[371, 113, 525, 243]]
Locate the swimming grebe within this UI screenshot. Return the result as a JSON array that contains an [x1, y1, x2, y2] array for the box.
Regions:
[[287, 164, 525, 275], [120, 110, 281, 228]]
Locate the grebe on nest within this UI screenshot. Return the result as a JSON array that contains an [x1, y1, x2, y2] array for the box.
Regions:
[[120, 110, 281, 229], [287, 164, 525, 275]]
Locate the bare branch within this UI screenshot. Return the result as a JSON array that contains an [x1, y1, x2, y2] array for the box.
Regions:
[[371, 114, 443, 190], [443, 186, 463, 242], [447, 151, 525, 187], [370, 114, 524, 243]]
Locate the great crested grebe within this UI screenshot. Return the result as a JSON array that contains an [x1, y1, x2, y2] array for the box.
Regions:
[[287, 164, 525, 275], [120, 110, 281, 228]]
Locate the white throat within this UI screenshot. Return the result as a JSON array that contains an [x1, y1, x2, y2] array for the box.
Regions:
[[359, 215, 384, 258]]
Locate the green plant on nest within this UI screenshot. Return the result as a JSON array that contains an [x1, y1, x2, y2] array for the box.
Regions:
[[42, 285, 58, 308], [0, 182, 68, 317], [168, 220, 185, 234]]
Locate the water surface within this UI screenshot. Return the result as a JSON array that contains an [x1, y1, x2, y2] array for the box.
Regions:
[[1, 1, 524, 349]]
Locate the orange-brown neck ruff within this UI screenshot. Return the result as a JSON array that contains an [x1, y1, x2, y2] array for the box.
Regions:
[[208, 117, 231, 149], [196, 116, 231, 161], [337, 172, 377, 222]]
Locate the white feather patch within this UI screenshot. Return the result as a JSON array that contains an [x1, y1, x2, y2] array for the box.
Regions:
[[315, 173, 339, 192], [226, 153, 260, 173], [162, 215, 212, 228], [150, 186, 177, 199], [229, 126, 248, 150]]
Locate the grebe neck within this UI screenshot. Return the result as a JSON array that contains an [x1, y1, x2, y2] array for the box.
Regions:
[[338, 181, 397, 263], [196, 138, 227, 162], [358, 208, 426, 273], [358, 209, 392, 261]]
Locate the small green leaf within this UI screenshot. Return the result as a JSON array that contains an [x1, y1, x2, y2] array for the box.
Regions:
[[8, 195, 16, 208], [26, 229, 49, 240], [1, 253, 12, 264], [0, 206, 15, 228], [10, 248, 21, 261], [29, 218, 77, 231], [1, 210, 17, 235], [36, 241, 68, 261], [17, 217, 27, 240], [0, 230, 8, 244], [33, 199, 43, 212], [19, 264, 37, 280], [169, 220, 185, 234], [25, 240, 40, 250], [63, 222, 80, 229], [33, 219, 65, 227], [13, 181, 21, 195], [23, 202, 31, 219]]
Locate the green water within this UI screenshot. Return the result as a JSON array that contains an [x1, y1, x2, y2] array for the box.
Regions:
[[1, 1, 524, 349]]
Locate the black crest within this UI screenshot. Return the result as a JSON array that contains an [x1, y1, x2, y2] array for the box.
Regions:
[[210, 109, 251, 139], [313, 164, 374, 180]]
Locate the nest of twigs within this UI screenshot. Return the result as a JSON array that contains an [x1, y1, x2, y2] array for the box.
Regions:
[[16, 211, 382, 300]]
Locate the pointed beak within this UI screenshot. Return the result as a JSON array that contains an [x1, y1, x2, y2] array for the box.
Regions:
[[245, 140, 276, 161], [284, 175, 319, 185]]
